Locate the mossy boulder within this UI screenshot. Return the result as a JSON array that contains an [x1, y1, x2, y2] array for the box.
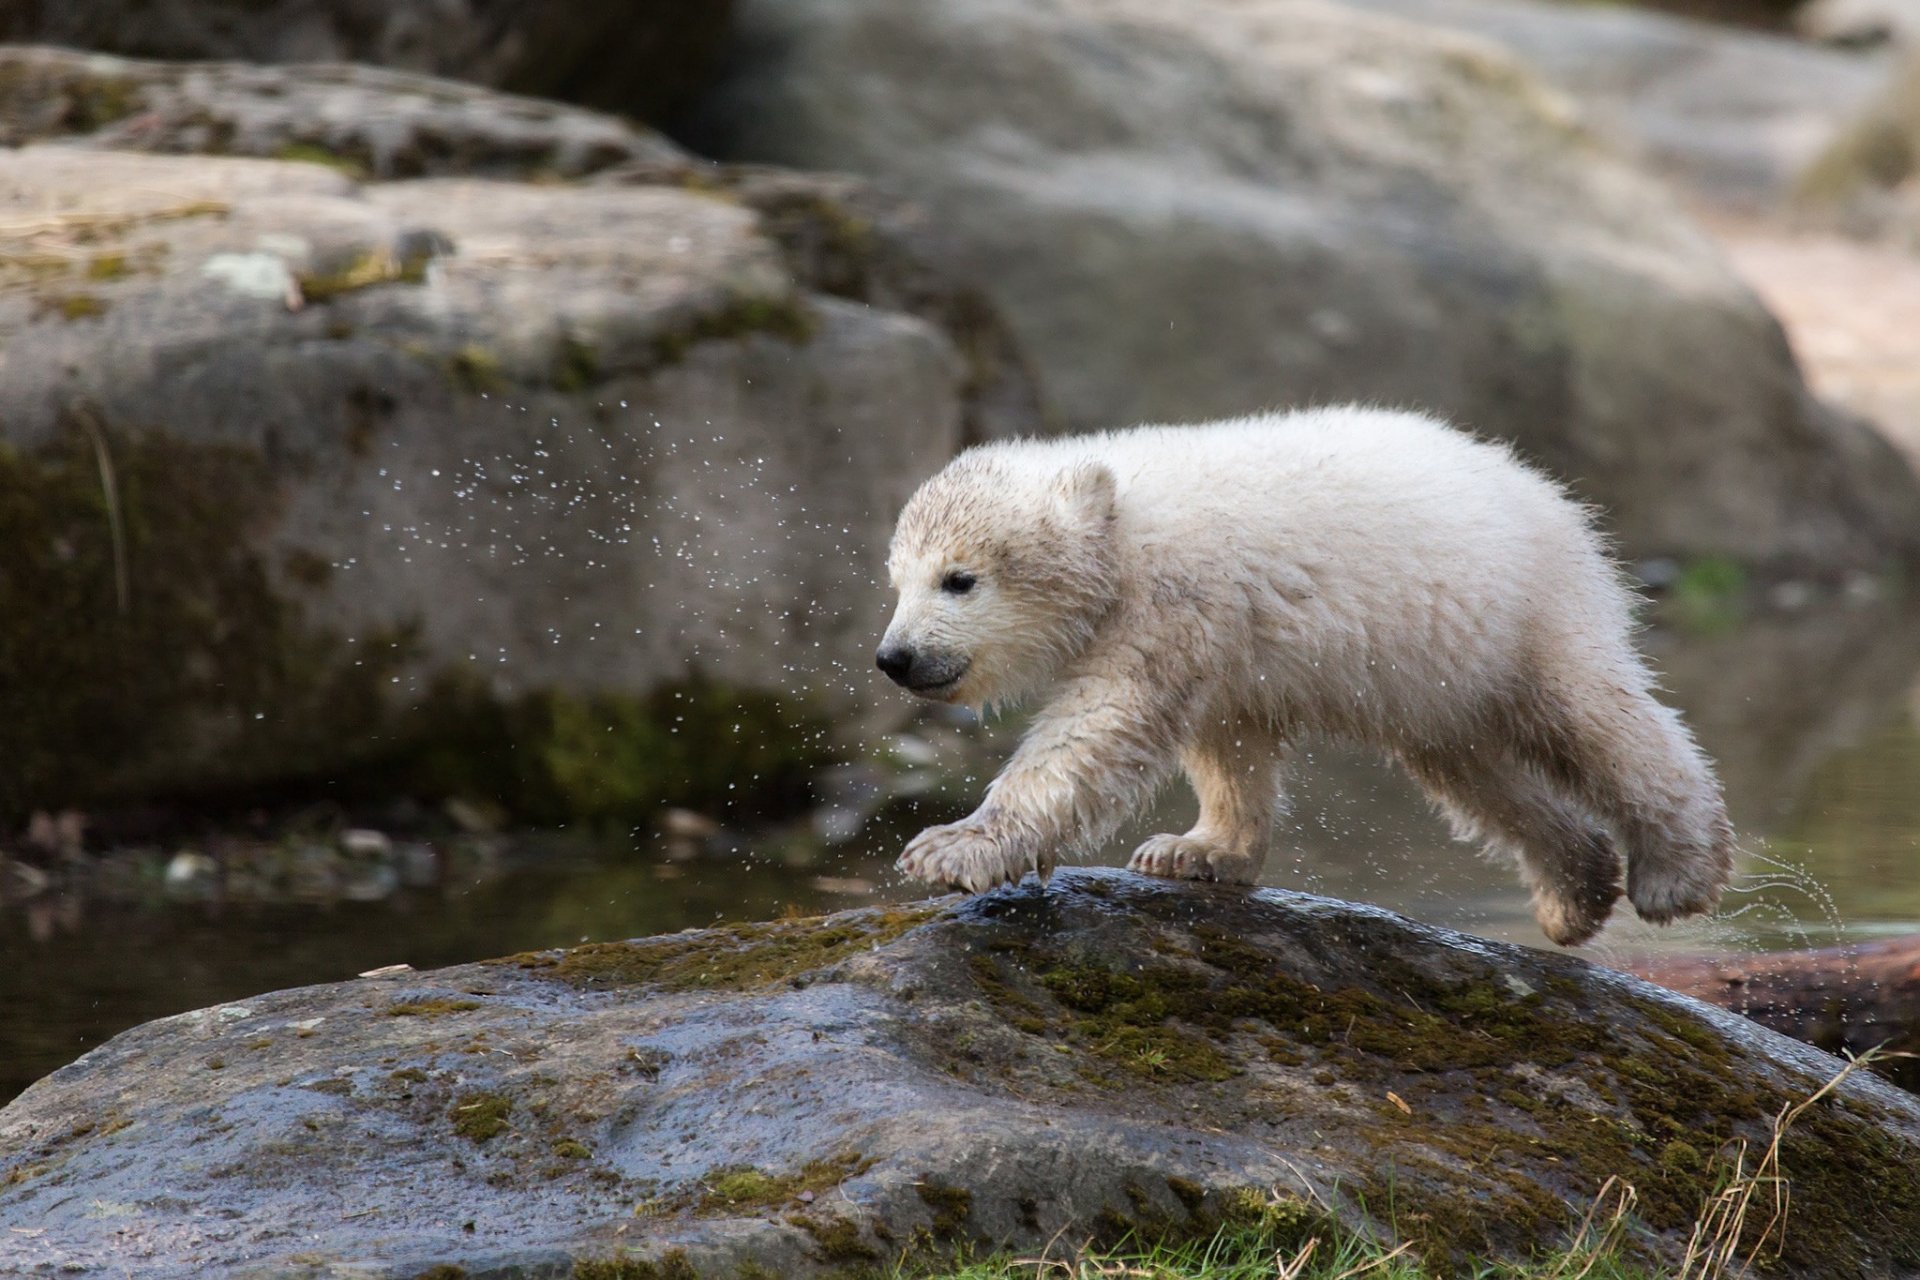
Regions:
[[0, 58, 1039, 819], [4, 869, 1918, 1277]]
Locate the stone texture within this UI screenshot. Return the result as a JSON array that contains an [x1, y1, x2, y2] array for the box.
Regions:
[[4, 869, 1919, 1277], [0, 0, 733, 123], [688, 0, 1920, 573]]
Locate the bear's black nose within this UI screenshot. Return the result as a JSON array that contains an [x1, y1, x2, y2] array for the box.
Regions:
[[876, 645, 915, 685]]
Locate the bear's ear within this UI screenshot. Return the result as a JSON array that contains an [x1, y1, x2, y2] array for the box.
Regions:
[[1054, 461, 1116, 530]]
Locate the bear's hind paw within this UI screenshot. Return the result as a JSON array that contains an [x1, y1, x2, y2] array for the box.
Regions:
[[1128, 834, 1256, 884]]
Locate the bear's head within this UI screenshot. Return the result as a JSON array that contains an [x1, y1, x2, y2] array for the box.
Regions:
[[878, 451, 1119, 709]]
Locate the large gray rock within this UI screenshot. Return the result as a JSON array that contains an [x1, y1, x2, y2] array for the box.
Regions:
[[0, 0, 732, 123], [4, 869, 1919, 1277], [0, 57, 1041, 817], [688, 0, 1920, 573]]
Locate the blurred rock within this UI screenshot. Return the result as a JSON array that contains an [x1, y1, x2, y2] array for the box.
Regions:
[[1799, 0, 1920, 45], [1331, 0, 1890, 207], [0, 46, 685, 177], [690, 0, 1920, 574], [338, 828, 392, 858], [161, 850, 218, 897], [0, 0, 733, 124], [1796, 52, 1920, 244], [0, 60, 1041, 818]]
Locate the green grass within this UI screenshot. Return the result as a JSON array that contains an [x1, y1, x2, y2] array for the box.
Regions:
[[898, 1216, 1661, 1279]]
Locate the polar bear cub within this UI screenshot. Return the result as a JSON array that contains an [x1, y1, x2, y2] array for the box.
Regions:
[[876, 407, 1733, 946]]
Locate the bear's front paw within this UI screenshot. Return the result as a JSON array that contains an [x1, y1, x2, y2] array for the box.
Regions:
[[1128, 834, 1256, 884], [898, 822, 1031, 894]]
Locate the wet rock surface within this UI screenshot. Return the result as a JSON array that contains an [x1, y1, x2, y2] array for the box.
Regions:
[[5, 868, 1920, 1278], [692, 0, 1920, 572]]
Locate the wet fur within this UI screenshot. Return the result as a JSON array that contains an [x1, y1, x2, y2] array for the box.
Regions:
[[880, 407, 1734, 945]]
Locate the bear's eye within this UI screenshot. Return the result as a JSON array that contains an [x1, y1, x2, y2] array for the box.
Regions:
[[941, 570, 976, 595]]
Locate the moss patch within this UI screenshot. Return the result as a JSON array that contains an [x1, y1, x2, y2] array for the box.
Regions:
[[275, 142, 371, 181], [386, 999, 483, 1018], [448, 1091, 512, 1143], [503, 906, 938, 993], [650, 292, 816, 365], [696, 1151, 876, 1214], [296, 247, 429, 303], [915, 1179, 973, 1237], [788, 1211, 879, 1262], [571, 1250, 696, 1280], [0, 422, 412, 819], [410, 675, 837, 828]]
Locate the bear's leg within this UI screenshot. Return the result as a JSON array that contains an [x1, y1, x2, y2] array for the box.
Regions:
[[1402, 749, 1622, 946], [1545, 690, 1735, 926], [1129, 725, 1286, 884]]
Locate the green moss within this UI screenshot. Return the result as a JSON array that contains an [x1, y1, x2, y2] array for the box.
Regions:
[[788, 1211, 879, 1262], [1165, 1176, 1209, 1218], [0, 64, 147, 134], [504, 906, 937, 992], [572, 1250, 696, 1280], [296, 248, 428, 303], [449, 1091, 512, 1143], [410, 675, 838, 828], [915, 1180, 973, 1236], [85, 253, 129, 282], [0, 425, 414, 819], [552, 335, 599, 392], [413, 1267, 468, 1280], [275, 142, 371, 180], [1665, 556, 1748, 634], [552, 1137, 592, 1160], [386, 999, 483, 1018], [696, 1152, 876, 1214], [447, 345, 509, 396], [651, 292, 816, 365], [390, 1068, 428, 1084], [45, 293, 107, 321]]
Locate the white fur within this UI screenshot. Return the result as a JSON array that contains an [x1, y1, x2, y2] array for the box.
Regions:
[[880, 407, 1734, 945]]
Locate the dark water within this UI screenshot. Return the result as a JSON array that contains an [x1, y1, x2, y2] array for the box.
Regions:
[[5, 597, 1919, 1103]]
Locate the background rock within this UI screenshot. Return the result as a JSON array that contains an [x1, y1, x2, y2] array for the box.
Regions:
[[1798, 0, 1920, 46], [3, 869, 1918, 1277], [1796, 51, 1920, 244], [0, 45, 686, 177], [0, 0, 732, 124], [688, 0, 1920, 575], [0, 59, 1042, 818], [1333, 0, 1891, 207]]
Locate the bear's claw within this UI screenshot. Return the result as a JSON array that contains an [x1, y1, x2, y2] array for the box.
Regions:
[[898, 821, 1030, 894], [1128, 834, 1256, 884]]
